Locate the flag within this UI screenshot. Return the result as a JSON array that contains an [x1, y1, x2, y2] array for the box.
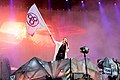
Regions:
[[26, 4, 48, 36]]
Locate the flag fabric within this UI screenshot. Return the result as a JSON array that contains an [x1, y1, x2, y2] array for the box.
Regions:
[[26, 4, 48, 36]]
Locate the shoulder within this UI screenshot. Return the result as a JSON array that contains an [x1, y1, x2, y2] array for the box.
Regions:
[[55, 41, 62, 46]]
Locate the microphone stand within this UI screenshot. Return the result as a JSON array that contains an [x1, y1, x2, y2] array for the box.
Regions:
[[83, 53, 90, 80], [80, 46, 91, 80]]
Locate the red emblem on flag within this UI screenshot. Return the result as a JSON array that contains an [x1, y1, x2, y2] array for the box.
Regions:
[[26, 12, 39, 27]]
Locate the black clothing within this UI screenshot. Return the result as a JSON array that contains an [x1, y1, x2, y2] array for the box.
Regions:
[[55, 44, 66, 60]]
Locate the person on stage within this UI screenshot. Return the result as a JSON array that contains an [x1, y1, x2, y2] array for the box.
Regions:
[[50, 34, 69, 61], [26, 3, 69, 61]]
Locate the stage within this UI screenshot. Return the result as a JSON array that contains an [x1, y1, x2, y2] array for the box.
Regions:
[[11, 57, 100, 80], [0, 0, 120, 80]]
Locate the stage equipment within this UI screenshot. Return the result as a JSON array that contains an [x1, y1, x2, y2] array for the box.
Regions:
[[12, 57, 98, 80], [80, 46, 89, 54], [80, 46, 91, 80], [97, 59, 104, 69], [114, 60, 120, 74], [97, 57, 119, 80]]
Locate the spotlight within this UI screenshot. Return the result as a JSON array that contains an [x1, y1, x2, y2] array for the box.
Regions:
[[98, 2, 101, 4], [81, 1, 84, 3], [114, 3, 116, 5], [80, 46, 89, 54]]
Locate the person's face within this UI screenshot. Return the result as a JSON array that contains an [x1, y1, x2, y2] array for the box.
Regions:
[[62, 38, 67, 43]]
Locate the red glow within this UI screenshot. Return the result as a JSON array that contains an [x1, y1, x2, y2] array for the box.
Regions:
[[0, 22, 26, 44], [1, 22, 26, 37]]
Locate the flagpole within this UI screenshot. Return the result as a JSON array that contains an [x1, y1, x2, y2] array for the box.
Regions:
[[45, 25, 52, 35]]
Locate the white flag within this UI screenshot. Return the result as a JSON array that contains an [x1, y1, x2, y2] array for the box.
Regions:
[[26, 4, 48, 36]]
